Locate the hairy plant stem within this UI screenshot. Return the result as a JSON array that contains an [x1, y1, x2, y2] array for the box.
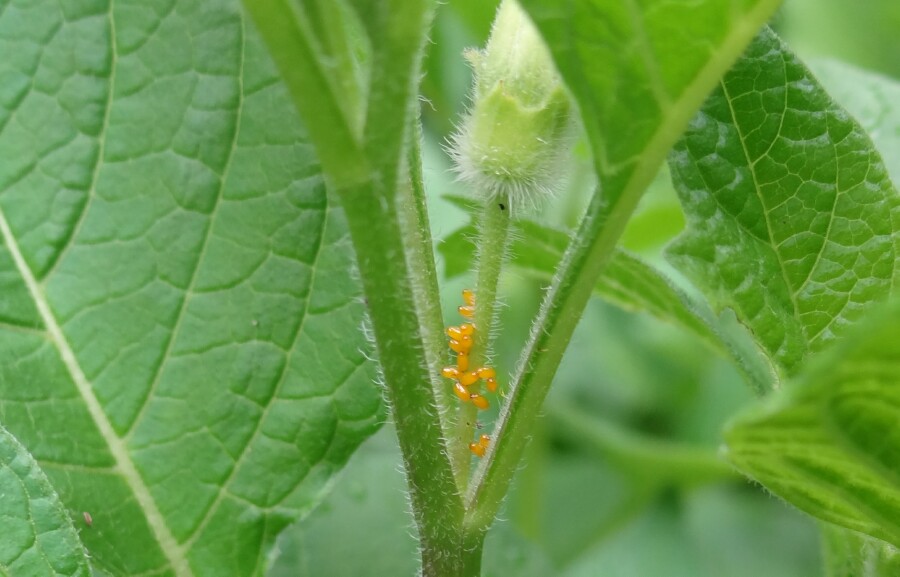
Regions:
[[464, 186, 640, 531], [402, 116, 456, 464], [336, 176, 466, 575], [453, 196, 512, 488], [244, 2, 478, 574], [420, 530, 488, 577]]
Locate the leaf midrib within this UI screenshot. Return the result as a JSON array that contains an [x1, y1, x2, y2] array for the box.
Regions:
[[0, 7, 191, 573], [719, 72, 806, 356], [0, 208, 191, 576]]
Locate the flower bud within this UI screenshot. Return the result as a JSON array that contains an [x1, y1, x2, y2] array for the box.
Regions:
[[449, 0, 573, 210]]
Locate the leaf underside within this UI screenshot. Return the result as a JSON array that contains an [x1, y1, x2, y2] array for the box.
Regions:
[[726, 298, 900, 549], [0, 1, 380, 575]]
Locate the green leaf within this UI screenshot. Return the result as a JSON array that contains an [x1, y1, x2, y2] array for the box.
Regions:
[[667, 28, 900, 376], [0, 2, 380, 575], [521, 0, 783, 207], [808, 60, 900, 185], [724, 298, 900, 548], [595, 251, 718, 346], [619, 166, 686, 252], [0, 424, 90, 577], [821, 524, 900, 577]]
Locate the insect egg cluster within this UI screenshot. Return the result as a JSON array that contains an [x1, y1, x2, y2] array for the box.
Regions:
[[442, 289, 498, 457]]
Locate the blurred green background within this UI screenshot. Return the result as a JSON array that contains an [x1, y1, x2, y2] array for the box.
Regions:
[[267, 2, 900, 575]]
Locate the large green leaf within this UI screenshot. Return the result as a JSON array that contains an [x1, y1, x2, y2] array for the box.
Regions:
[[0, 1, 380, 575], [725, 298, 900, 548], [0, 425, 90, 577], [667, 28, 900, 377]]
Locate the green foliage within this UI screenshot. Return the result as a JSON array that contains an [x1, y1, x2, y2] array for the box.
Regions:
[[0, 1, 379, 574], [667, 28, 900, 377], [810, 60, 900, 184], [821, 525, 900, 577], [521, 0, 782, 199], [267, 428, 556, 577], [778, 0, 900, 79], [663, 26, 900, 551], [560, 488, 819, 577], [0, 425, 90, 577], [465, 0, 783, 538], [725, 297, 900, 548], [440, 196, 718, 349], [2, 0, 899, 576]]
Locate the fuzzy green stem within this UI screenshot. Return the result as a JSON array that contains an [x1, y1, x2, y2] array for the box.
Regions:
[[461, 530, 488, 577], [340, 178, 466, 574], [402, 116, 457, 468], [453, 197, 512, 487], [514, 415, 546, 541], [453, 403, 480, 490], [243, 0, 468, 572], [464, 186, 637, 530]]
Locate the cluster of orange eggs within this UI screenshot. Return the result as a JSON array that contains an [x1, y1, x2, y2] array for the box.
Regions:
[[442, 289, 497, 457]]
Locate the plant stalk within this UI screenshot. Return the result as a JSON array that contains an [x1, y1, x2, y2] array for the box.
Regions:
[[401, 115, 457, 466], [453, 196, 511, 487], [244, 0, 469, 570], [465, 186, 640, 530], [550, 403, 737, 487]]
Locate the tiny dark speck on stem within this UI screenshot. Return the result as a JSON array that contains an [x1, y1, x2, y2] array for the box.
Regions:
[[498, 203, 506, 211]]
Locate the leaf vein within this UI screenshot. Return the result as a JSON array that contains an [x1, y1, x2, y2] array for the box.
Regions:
[[123, 20, 248, 439], [39, 12, 118, 282], [179, 196, 331, 555], [720, 76, 805, 348], [0, 196, 191, 577]]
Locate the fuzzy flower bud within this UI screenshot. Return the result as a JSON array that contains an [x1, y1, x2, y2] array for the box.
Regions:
[[449, 0, 573, 209]]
